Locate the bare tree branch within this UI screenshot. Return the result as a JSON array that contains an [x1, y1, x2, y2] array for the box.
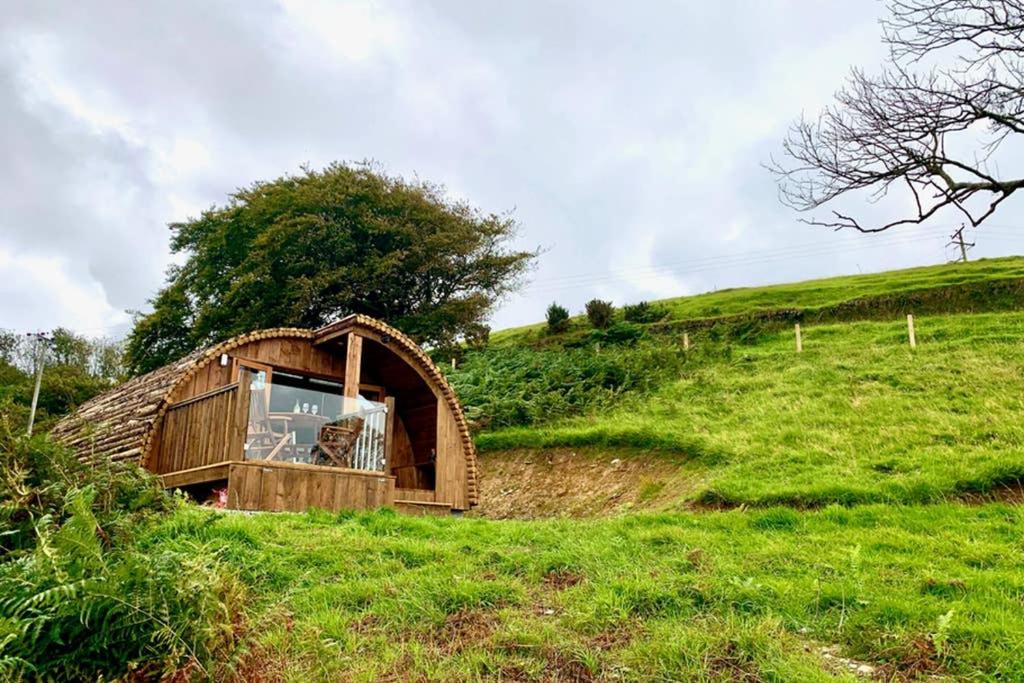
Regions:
[[769, 0, 1024, 233]]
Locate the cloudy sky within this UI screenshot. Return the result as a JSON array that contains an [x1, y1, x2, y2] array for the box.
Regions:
[[2, 0, 1023, 338]]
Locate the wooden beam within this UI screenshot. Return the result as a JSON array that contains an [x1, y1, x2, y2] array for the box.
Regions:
[[160, 462, 230, 488], [229, 369, 251, 461], [344, 333, 363, 398], [166, 382, 238, 410], [384, 395, 396, 470], [230, 458, 398, 480]]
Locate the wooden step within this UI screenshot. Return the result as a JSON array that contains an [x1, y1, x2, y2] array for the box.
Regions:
[[394, 499, 453, 517]]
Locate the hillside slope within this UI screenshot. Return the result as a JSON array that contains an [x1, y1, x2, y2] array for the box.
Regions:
[[453, 258, 1024, 518], [165, 502, 1024, 681], [129, 257, 1024, 682], [476, 312, 1024, 511], [491, 256, 1024, 345]]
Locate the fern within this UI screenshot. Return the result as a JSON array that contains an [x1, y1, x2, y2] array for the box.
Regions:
[[0, 423, 244, 681]]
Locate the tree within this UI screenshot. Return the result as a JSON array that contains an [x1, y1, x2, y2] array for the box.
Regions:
[[771, 0, 1024, 232], [0, 328, 122, 432], [584, 299, 615, 329], [125, 163, 536, 374], [546, 303, 570, 334], [49, 328, 91, 369]]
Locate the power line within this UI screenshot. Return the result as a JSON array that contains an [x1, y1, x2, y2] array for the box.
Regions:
[[526, 226, 957, 288], [520, 228, 961, 295], [522, 225, 1024, 296]]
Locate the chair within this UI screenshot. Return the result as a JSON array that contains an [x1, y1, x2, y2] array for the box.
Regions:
[[313, 416, 365, 468], [245, 388, 295, 460]]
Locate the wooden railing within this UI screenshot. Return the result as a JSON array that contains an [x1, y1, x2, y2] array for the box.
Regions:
[[155, 382, 248, 474]]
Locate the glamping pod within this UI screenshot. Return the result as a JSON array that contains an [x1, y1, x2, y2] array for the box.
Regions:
[[53, 315, 478, 515]]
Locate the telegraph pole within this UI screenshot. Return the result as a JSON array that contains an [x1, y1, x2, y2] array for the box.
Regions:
[[948, 224, 975, 263], [25, 332, 51, 436]]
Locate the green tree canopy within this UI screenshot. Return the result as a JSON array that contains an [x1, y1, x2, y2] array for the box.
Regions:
[[0, 328, 123, 432], [126, 163, 535, 374]]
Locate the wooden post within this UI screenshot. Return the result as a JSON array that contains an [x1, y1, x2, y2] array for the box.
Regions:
[[907, 314, 916, 349], [795, 324, 803, 353], [230, 369, 252, 460], [344, 333, 363, 397], [451, 357, 457, 370], [683, 332, 690, 351], [26, 335, 46, 436], [383, 396, 396, 469]]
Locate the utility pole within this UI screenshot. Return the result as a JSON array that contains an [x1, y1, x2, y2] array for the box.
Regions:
[[947, 224, 975, 263], [25, 332, 51, 437]]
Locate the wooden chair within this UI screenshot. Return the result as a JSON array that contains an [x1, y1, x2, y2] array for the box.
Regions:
[[245, 389, 295, 460], [312, 417, 365, 468]]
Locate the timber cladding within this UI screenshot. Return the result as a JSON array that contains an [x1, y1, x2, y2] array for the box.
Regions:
[[227, 462, 395, 512], [53, 314, 479, 510], [50, 327, 315, 466]]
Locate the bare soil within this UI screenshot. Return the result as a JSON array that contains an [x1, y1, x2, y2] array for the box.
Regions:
[[472, 448, 699, 519]]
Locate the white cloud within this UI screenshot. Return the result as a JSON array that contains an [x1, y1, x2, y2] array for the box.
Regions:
[[1, 0, 1023, 339], [0, 247, 128, 333]]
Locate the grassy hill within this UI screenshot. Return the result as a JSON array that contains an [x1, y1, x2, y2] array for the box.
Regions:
[[491, 255, 1024, 345], [159, 256, 1022, 681], [160, 500, 1024, 680], [476, 311, 1024, 509], [17, 257, 1024, 681]]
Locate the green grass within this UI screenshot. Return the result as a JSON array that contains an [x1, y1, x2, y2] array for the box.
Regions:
[[155, 503, 1024, 681], [491, 255, 1024, 345], [479, 311, 1024, 508], [43, 257, 1024, 680]]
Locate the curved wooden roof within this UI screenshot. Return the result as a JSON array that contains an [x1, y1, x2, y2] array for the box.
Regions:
[[52, 315, 478, 505]]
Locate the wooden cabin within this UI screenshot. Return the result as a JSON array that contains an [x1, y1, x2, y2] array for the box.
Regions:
[[53, 315, 478, 515]]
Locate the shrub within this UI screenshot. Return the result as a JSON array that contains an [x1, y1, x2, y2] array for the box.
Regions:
[[581, 322, 646, 346], [585, 299, 615, 329], [0, 417, 243, 681], [546, 303, 570, 334], [449, 339, 687, 429], [463, 322, 491, 351], [623, 301, 669, 324]]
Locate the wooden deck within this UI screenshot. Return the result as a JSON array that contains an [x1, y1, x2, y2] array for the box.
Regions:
[[160, 460, 399, 513], [227, 461, 395, 512]]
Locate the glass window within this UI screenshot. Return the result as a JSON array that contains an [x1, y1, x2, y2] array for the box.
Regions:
[[243, 368, 388, 471]]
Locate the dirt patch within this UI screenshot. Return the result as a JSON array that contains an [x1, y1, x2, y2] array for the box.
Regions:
[[544, 568, 584, 591], [474, 448, 697, 519], [875, 637, 947, 682], [959, 480, 1024, 506], [227, 643, 290, 683], [818, 645, 878, 679], [705, 641, 763, 682], [818, 639, 949, 682], [542, 649, 599, 683], [432, 608, 500, 655], [590, 622, 640, 652]]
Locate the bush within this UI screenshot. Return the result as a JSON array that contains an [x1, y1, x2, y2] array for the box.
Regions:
[[581, 322, 646, 347], [546, 303, 570, 334], [449, 339, 687, 430], [463, 322, 491, 351], [585, 299, 615, 329], [623, 301, 669, 324], [0, 416, 244, 681]]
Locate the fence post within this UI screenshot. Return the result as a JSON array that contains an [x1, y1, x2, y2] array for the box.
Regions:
[[683, 332, 690, 351], [907, 314, 916, 349], [795, 323, 803, 353], [451, 357, 457, 370]]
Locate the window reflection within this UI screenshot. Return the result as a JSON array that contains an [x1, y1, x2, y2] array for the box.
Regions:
[[243, 368, 387, 471]]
